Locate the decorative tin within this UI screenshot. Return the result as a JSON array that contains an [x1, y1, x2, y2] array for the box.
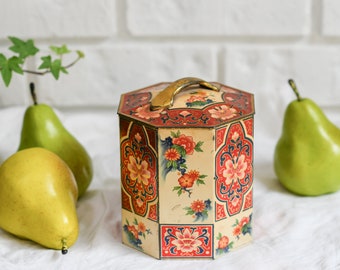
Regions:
[[118, 77, 255, 259]]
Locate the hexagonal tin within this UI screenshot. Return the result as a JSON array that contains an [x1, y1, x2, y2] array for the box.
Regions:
[[118, 78, 255, 259]]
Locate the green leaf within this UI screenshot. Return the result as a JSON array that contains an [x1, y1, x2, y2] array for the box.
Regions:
[[194, 141, 204, 152], [39, 55, 52, 70], [196, 179, 205, 186], [8, 56, 24, 74], [77, 50, 85, 58], [172, 186, 182, 191], [0, 53, 6, 66], [51, 59, 62, 79], [8, 36, 39, 59], [199, 174, 208, 179], [171, 130, 181, 138], [60, 66, 68, 74], [50, 44, 71, 55], [172, 144, 186, 157], [1, 66, 12, 87], [0, 54, 12, 86]]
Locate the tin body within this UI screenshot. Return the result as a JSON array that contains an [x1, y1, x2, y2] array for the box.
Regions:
[[118, 78, 255, 259]]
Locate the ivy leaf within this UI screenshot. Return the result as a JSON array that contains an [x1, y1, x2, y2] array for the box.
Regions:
[[38, 55, 52, 70], [38, 56, 64, 79], [0, 54, 12, 87], [8, 56, 24, 74], [50, 59, 62, 80], [76, 50, 85, 58], [8, 36, 39, 59], [50, 44, 71, 55]]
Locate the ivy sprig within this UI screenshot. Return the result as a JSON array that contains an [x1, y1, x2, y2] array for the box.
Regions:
[[0, 36, 84, 87]]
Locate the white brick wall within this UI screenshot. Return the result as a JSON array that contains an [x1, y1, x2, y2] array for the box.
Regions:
[[0, 0, 339, 116]]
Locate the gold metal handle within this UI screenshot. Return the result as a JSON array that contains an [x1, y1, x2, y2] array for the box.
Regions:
[[150, 77, 220, 111]]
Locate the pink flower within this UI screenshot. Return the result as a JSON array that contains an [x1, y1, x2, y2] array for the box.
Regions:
[[127, 156, 151, 185], [223, 154, 247, 185], [208, 105, 237, 120], [172, 228, 202, 253], [135, 104, 162, 120], [218, 236, 229, 249], [239, 216, 250, 227], [172, 134, 196, 155]]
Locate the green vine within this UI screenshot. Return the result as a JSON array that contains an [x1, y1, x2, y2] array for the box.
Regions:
[[0, 36, 84, 87]]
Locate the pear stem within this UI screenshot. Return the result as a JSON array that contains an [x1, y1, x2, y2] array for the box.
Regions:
[[61, 239, 68, 255], [288, 79, 302, 101], [29, 82, 38, 105]]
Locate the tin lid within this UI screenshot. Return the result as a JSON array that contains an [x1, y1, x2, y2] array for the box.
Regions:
[[118, 77, 255, 128]]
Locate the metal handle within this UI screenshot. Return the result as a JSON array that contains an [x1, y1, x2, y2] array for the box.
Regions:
[[150, 77, 220, 111]]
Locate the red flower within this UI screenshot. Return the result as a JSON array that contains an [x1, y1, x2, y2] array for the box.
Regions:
[[218, 236, 229, 249], [173, 134, 196, 155], [191, 200, 205, 213]]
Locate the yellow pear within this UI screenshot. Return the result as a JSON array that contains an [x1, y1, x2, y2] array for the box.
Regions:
[[0, 147, 79, 254]]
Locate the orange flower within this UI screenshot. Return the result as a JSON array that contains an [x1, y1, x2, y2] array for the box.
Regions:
[[187, 170, 200, 181], [218, 236, 229, 249], [138, 222, 146, 233], [233, 225, 241, 236], [190, 200, 205, 213], [164, 148, 180, 161], [128, 225, 139, 239], [178, 174, 195, 188]]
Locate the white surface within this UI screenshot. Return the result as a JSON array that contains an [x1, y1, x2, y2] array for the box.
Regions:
[[0, 105, 339, 270]]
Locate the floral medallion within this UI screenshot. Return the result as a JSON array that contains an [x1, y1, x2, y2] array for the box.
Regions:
[[121, 121, 158, 220], [215, 120, 253, 217], [161, 225, 213, 258]]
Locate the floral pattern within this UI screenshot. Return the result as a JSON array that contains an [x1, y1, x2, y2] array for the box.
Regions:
[[233, 214, 252, 239], [162, 225, 212, 257], [208, 105, 237, 121], [184, 199, 212, 222], [161, 130, 206, 197], [215, 121, 253, 216], [215, 233, 234, 255], [123, 218, 151, 250], [120, 122, 158, 219], [185, 90, 214, 107], [134, 104, 163, 120]]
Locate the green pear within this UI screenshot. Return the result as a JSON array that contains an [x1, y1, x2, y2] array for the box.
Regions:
[[0, 147, 79, 253], [274, 79, 340, 196], [18, 83, 93, 198]]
